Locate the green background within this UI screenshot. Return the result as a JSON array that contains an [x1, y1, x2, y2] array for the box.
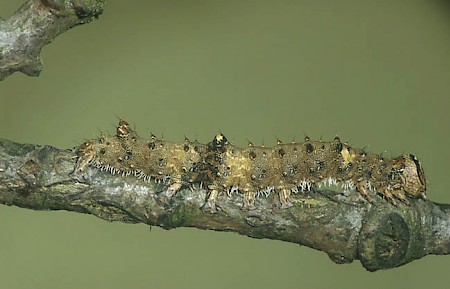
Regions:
[[1, 0, 450, 288]]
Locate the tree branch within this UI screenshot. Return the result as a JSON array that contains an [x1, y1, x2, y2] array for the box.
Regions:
[[0, 137, 449, 271], [0, 0, 105, 80]]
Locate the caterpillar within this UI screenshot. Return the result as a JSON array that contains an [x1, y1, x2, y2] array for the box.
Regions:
[[70, 119, 427, 211]]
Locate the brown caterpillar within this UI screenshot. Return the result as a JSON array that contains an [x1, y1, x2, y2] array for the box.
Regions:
[[71, 120, 427, 211]]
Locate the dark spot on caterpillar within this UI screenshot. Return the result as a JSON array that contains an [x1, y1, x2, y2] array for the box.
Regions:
[[304, 136, 310, 142], [149, 142, 156, 150], [249, 151, 257, 159], [100, 148, 106, 155], [389, 170, 399, 180], [124, 150, 132, 160], [316, 161, 325, 171], [194, 146, 200, 152], [278, 148, 285, 158], [289, 165, 299, 174], [183, 144, 189, 152], [305, 143, 314, 153], [293, 147, 298, 152], [334, 136, 341, 142], [338, 164, 352, 174], [336, 142, 343, 153]]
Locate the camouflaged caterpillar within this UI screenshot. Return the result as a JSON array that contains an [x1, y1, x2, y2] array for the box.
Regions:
[[71, 120, 427, 211]]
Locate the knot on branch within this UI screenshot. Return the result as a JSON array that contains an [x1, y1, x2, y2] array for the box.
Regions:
[[41, 0, 104, 20], [358, 202, 427, 271], [358, 212, 410, 271]]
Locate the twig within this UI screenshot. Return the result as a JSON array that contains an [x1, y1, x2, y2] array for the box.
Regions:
[[0, 138, 448, 271], [0, 0, 105, 80]]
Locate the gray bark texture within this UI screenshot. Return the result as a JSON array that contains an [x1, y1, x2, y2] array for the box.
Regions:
[[0, 0, 105, 80], [0, 138, 449, 271]]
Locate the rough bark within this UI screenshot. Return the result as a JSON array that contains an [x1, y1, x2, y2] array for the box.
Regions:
[[0, 138, 449, 271], [0, 0, 105, 80]]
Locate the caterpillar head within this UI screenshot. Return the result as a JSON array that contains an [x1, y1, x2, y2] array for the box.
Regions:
[[403, 154, 427, 198], [391, 154, 427, 199]]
